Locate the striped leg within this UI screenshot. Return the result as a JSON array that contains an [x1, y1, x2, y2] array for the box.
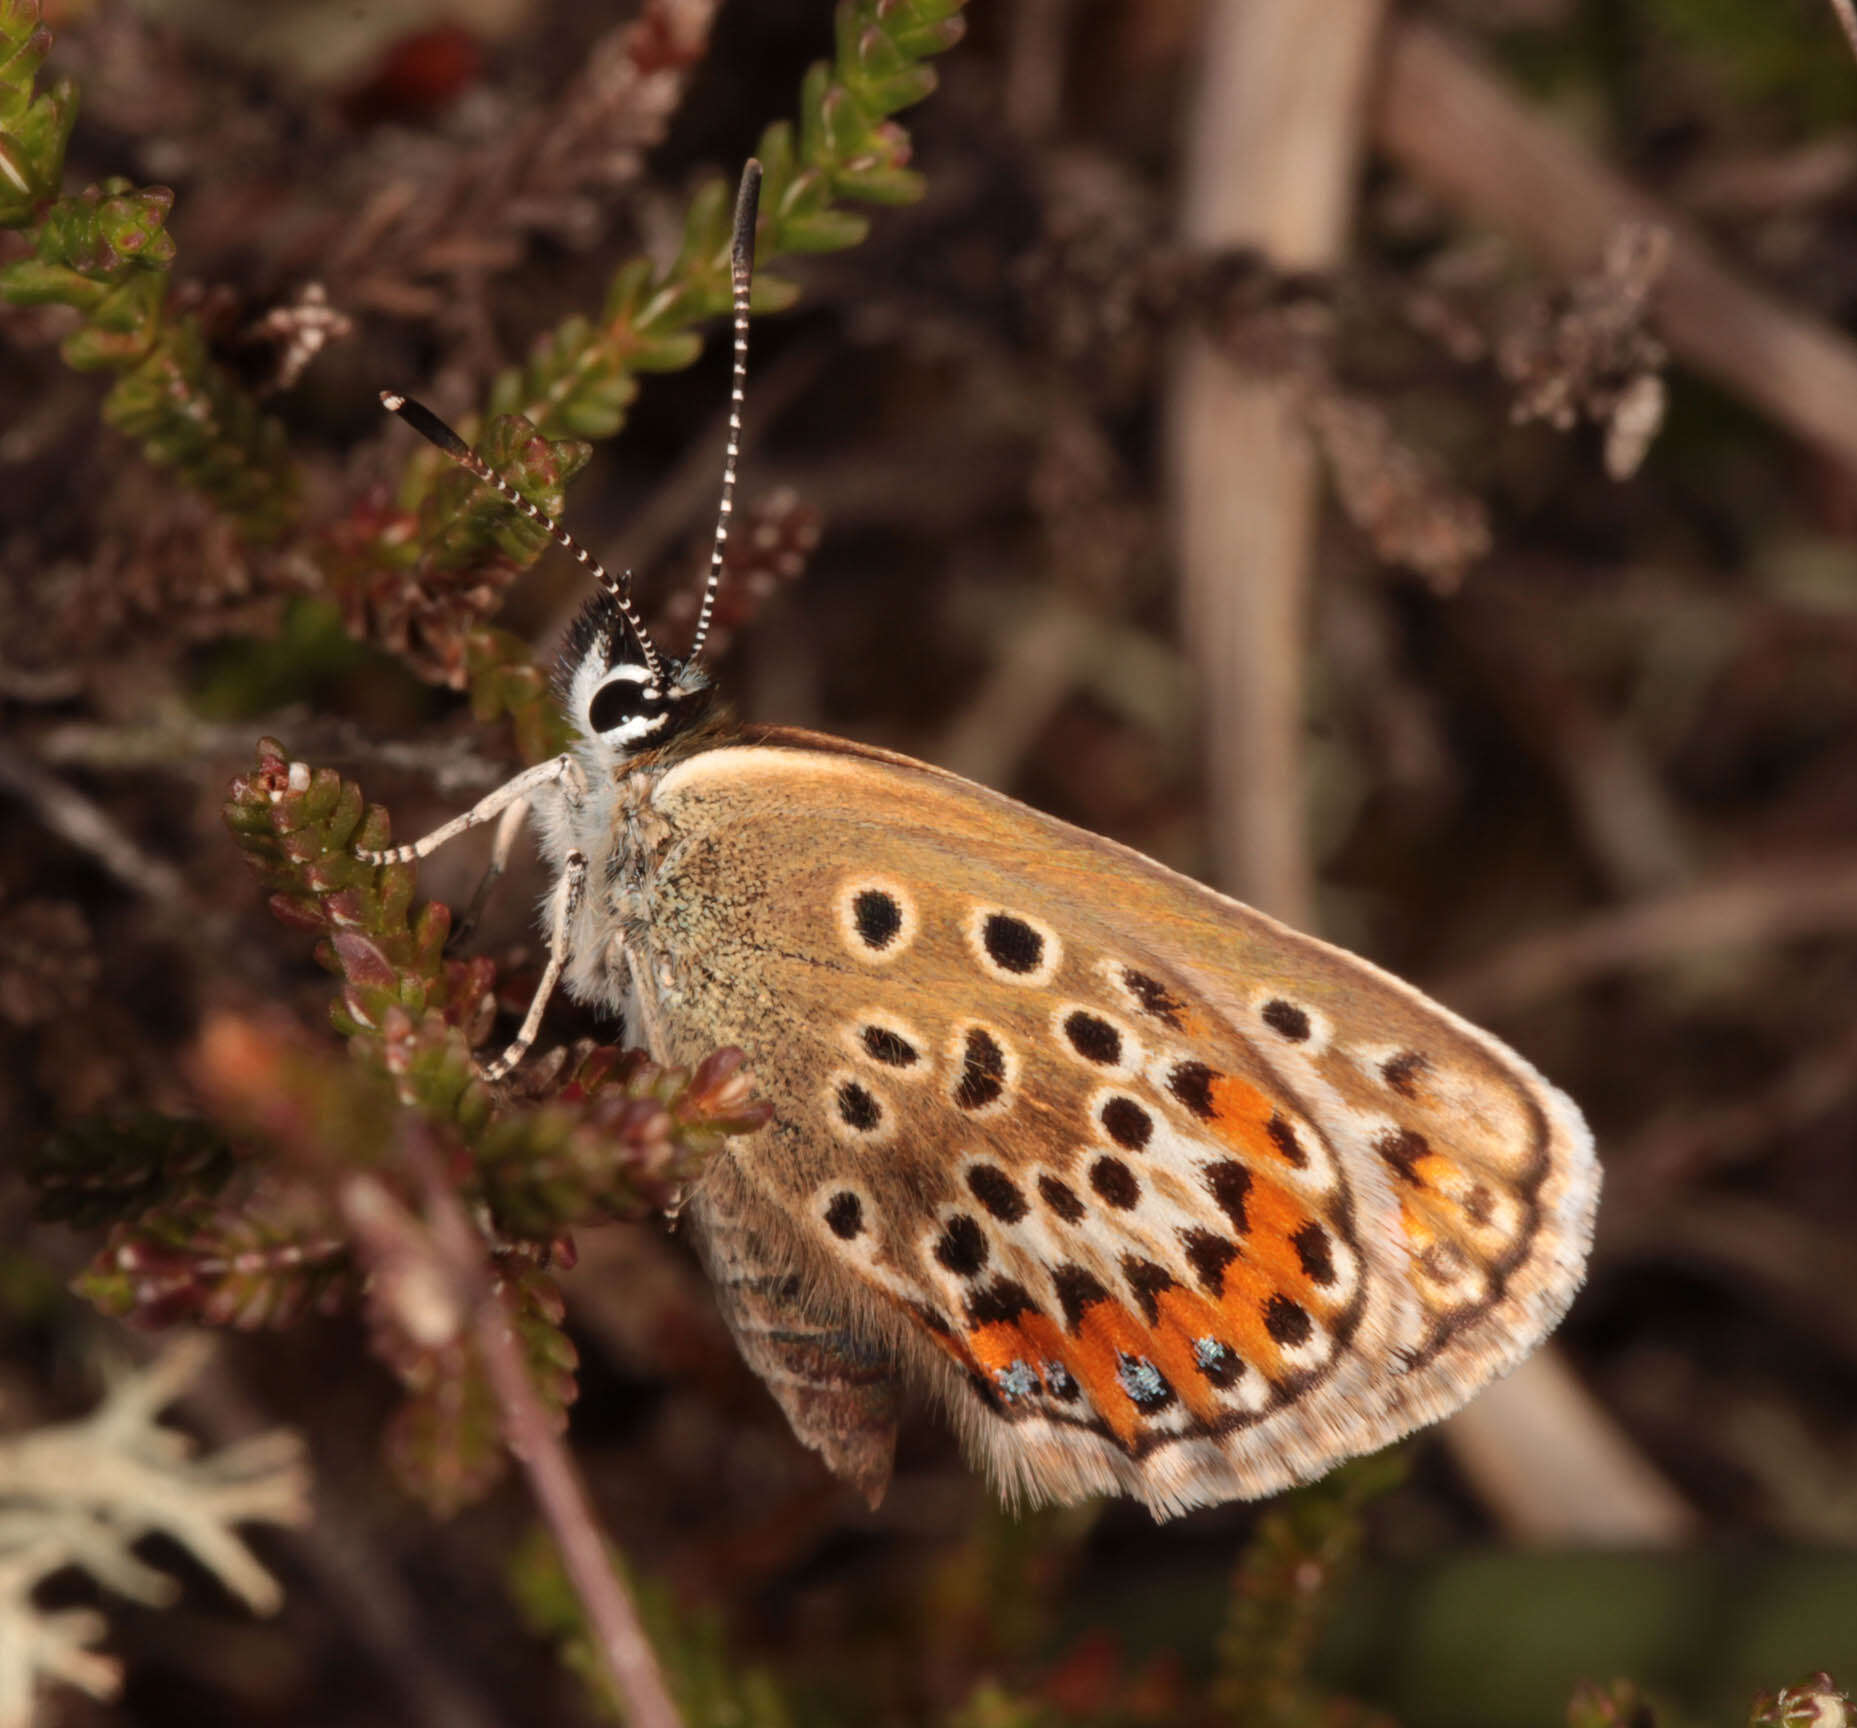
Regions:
[[355, 754, 581, 866], [481, 848, 588, 1081]]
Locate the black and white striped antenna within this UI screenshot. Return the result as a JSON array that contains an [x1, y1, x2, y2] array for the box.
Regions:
[[378, 158, 764, 682], [685, 157, 762, 668], [377, 389, 665, 686]]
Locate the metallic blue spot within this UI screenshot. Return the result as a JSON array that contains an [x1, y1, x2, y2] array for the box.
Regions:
[[1043, 1360, 1079, 1401], [996, 1360, 1040, 1401], [1116, 1353, 1169, 1404], [1193, 1335, 1244, 1388]]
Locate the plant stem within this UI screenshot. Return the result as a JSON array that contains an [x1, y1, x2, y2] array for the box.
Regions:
[[401, 1123, 685, 1728]]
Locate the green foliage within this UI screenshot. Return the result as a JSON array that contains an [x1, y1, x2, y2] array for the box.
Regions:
[[218, 738, 771, 1224], [1641, 0, 1857, 129], [378, 1258, 577, 1517], [0, 0, 73, 227], [490, 0, 966, 444], [1748, 1673, 1853, 1728], [1214, 1452, 1408, 1728], [510, 1527, 797, 1727], [31, 1111, 240, 1229], [207, 739, 770, 1510], [75, 1185, 350, 1330], [0, 3, 297, 537], [5, 0, 967, 766], [927, 1500, 1100, 1674], [29, 739, 773, 1514]]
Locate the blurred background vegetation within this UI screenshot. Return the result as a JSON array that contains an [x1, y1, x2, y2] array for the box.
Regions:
[[4, 0, 1857, 1724]]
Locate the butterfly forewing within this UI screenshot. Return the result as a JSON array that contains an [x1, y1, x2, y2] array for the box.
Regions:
[[624, 730, 1597, 1516]]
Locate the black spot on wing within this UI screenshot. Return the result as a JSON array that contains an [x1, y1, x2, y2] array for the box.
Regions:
[[1261, 998, 1311, 1041], [953, 1027, 1007, 1110], [1039, 1175, 1086, 1223], [852, 889, 903, 951], [982, 913, 1043, 975], [934, 1215, 988, 1277], [967, 1164, 1028, 1223]]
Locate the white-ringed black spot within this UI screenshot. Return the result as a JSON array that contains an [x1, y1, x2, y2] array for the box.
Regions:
[[1265, 1113, 1309, 1169], [1120, 967, 1186, 1027], [1263, 1293, 1313, 1348], [1255, 1002, 1314, 1039], [1291, 1220, 1336, 1285], [934, 1215, 988, 1277], [1168, 1061, 1218, 1121], [853, 888, 902, 950], [1203, 1162, 1252, 1233], [1382, 1050, 1429, 1097], [953, 1026, 1008, 1110], [861, 1024, 919, 1067], [1063, 1010, 1122, 1065], [1090, 1156, 1140, 1209], [1100, 1095, 1152, 1151], [1376, 1126, 1431, 1187], [966, 1164, 1028, 1223], [825, 1191, 864, 1239], [836, 1079, 882, 1133], [982, 911, 1044, 975], [1038, 1174, 1086, 1224], [1261, 998, 1312, 1041]]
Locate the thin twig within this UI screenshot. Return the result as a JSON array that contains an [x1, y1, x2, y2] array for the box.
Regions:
[[0, 743, 191, 907], [1825, 0, 1857, 66], [1444, 1352, 1697, 1546], [1169, 0, 1387, 923], [1377, 19, 1857, 475], [397, 1126, 685, 1728], [932, 594, 1097, 787], [1435, 854, 1857, 1019]]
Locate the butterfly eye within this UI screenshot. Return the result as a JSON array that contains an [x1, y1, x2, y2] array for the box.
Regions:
[[586, 666, 670, 742]]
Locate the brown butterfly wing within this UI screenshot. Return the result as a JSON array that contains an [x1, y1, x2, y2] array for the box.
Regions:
[[630, 729, 1597, 1516]]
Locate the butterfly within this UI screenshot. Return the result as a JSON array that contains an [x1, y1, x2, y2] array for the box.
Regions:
[[359, 162, 1599, 1518]]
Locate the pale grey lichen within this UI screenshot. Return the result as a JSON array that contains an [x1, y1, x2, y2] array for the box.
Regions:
[[0, 1335, 310, 1727]]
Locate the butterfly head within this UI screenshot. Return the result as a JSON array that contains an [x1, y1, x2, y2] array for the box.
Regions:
[[557, 588, 714, 763], [382, 160, 760, 773]]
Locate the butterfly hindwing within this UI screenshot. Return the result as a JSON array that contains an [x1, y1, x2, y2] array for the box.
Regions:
[[634, 730, 1597, 1516]]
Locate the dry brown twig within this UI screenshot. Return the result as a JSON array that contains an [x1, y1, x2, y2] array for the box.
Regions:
[[335, 0, 721, 317], [1826, 0, 1857, 65], [1170, 0, 1389, 925], [1377, 18, 1857, 476], [1437, 853, 1857, 1019], [359, 1127, 687, 1728]]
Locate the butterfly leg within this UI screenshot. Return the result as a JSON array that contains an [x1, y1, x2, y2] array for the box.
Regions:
[[481, 847, 588, 1081], [448, 796, 531, 950], [355, 753, 581, 866]]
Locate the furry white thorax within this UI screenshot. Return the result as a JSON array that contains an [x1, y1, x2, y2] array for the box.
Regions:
[[525, 627, 715, 1023]]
